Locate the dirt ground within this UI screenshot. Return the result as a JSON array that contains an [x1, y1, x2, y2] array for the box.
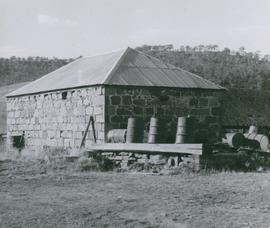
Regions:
[[1, 161, 270, 228]]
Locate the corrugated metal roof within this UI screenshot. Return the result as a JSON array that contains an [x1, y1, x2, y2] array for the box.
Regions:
[[106, 49, 224, 90], [7, 49, 126, 97], [7, 47, 224, 97]]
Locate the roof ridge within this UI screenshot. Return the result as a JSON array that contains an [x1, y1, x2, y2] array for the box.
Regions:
[[82, 48, 126, 59], [102, 47, 131, 84]]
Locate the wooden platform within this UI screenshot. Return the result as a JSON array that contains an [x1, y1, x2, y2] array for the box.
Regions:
[[85, 143, 203, 155]]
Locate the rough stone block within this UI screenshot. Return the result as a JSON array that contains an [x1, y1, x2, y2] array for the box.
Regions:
[[93, 95, 104, 105], [14, 111, 20, 118], [106, 87, 117, 95], [211, 107, 221, 116], [208, 97, 219, 107], [133, 106, 143, 115], [95, 114, 104, 123], [75, 139, 81, 147], [205, 116, 217, 124], [95, 123, 103, 131], [57, 138, 64, 147], [197, 108, 210, 116], [83, 98, 90, 106], [64, 139, 71, 147], [85, 140, 94, 147], [72, 124, 77, 131], [47, 139, 57, 147], [106, 106, 116, 115], [122, 96, 132, 105], [77, 124, 85, 131], [190, 109, 197, 115], [133, 99, 145, 106], [202, 91, 213, 97], [110, 96, 121, 105], [69, 139, 75, 147], [189, 97, 198, 106], [145, 107, 154, 115], [97, 131, 105, 140], [86, 106, 94, 115], [66, 124, 72, 131], [199, 98, 209, 107], [118, 88, 133, 95], [116, 107, 132, 116], [94, 106, 103, 115]]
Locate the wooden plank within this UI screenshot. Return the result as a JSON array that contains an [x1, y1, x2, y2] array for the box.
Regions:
[[86, 143, 202, 155]]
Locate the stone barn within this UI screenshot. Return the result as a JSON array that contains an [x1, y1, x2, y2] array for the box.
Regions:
[[6, 47, 224, 156]]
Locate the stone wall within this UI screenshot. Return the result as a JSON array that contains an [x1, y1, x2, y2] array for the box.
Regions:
[[105, 86, 222, 143], [6, 84, 223, 157], [6, 86, 105, 157]]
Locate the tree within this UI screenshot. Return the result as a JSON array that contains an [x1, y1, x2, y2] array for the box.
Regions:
[[135, 44, 270, 90]]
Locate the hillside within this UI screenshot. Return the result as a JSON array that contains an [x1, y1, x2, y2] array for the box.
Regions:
[[0, 45, 270, 90], [221, 88, 270, 128], [0, 57, 74, 87], [136, 45, 270, 90]]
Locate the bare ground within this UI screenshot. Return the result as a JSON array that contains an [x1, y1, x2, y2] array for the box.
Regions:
[[1, 161, 270, 228]]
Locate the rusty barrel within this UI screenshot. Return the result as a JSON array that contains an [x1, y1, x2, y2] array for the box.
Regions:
[[107, 129, 127, 143], [225, 132, 246, 149], [244, 138, 260, 150], [175, 117, 187, 144], [126, 117, 144, 143], [244, 133, 269, 151], [148, 117, 167, 143]]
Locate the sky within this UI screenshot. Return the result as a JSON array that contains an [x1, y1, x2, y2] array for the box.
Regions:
[[0, 0, 270, 58]]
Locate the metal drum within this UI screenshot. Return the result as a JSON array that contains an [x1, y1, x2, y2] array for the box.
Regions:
[[225, 132, 246, 149], [107, 129, 127, 143], [148, 117, 167, 144], [244, 133, 269, 151], [175, 117, 187, 144], [126, 117, 144, 143]]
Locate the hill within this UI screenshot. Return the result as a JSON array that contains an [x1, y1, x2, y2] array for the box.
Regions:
[[1, 45, 270, 90], [136, 45, 270, 90], [221, 88, 270, 128], [0, 57, 74, 87]]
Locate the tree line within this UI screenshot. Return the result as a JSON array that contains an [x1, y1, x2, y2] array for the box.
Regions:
[[136, 45, 270, 90], [0, 56, 74, 87], [1, 45, 270, 90]]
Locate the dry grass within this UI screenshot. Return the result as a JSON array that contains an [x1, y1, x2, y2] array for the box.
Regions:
[[1, 160, 270, 227]]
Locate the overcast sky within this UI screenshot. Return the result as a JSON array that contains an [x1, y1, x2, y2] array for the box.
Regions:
[[0, 0, 270, 58]]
